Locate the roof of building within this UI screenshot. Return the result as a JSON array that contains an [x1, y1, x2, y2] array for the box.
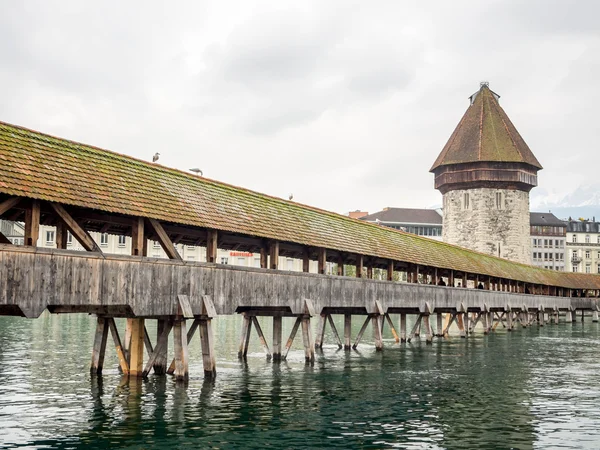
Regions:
[[530, 212, 566, 227], [0, 120, 598, 289], [360, 208, 443, 225], [430, 84, 543, 172], [566, 220, 600, 233]]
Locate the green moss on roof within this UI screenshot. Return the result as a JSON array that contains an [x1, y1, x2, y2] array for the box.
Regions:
[[0, 120, 597, 290]]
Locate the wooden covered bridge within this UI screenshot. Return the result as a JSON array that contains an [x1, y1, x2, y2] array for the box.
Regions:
[[0, 121, 599, 380]]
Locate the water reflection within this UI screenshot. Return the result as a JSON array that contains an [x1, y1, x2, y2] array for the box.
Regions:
[[1, 314, 600, 448]]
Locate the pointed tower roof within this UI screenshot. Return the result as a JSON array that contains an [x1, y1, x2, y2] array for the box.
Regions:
[[430, 83, 542, 172]]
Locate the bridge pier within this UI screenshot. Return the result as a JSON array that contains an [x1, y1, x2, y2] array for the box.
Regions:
[[344, 314, 352, 349], [571, 310, 578, 323], [90, 317, 109, 375], [399, 313, 407, 343], [593, 310, 599, 323]]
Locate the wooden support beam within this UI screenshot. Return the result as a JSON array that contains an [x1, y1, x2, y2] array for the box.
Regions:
[[252, 316, 272, 360], [423, 315, 433, 343], [238, 314, 253, 359], [337, 255, 345, 276], [56, 221, 68, 249], [153, 319, 169, 375], [387, 260, 394, 281], [456, 313, 466, 338], [24, 199, 40, 247], [172, 318, 189, 381], [400, 313, 407, 342], [436, 313, 443, 337], [142, 321, 173, 377], [301, 316, 315, 363], [302, 247, 310, 273], [143, 325, 154, 355], [131, 217, 145, 256], [356, 254, 363, 278], [366, 265, 373, 279], [260, 243, 268, 269], [200, 318, 216, 378], [283, 317, 302, 360], [107, 318, 129, 374], [206, 229, 218, 263], [90, 317, 109, 375], [270, 241, 279, 270], [384, 313, 399, 343], [147, 218, 181, 260], [0, 231, 10, 244], [408, 315, 423, 342], [314, 314, 327, 349], [0, 196, 21, 217], [327, 315, 343, 349], [442, 313, 457, 336], [128, 318, 145, 377], [353, 316, 371, 349], [344, 314, 352, 350], [317, 248, 326, 275], [372, 315, 383, 351], [166, 319, 200, 374], [50, 203, 101, 252], [273, 316, 283, 360]]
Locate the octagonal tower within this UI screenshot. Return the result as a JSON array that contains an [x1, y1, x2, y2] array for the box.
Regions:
[[430, 83, 542, 264]]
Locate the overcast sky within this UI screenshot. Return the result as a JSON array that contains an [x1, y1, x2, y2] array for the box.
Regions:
[[1, 1, 599, 216]]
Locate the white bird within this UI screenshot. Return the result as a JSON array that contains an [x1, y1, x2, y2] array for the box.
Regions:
[[289, 193, 293, 201], [152, 152, 160, 162], [190, 168, 203, 176]]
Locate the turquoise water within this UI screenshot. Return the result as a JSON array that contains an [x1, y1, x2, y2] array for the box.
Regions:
[[1, 314, 600, 449]]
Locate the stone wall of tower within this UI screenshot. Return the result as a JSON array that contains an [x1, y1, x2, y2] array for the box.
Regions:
[[443, 188, 532, 265]]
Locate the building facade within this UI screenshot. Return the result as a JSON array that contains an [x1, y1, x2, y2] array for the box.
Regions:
[[565, 219, 600, 274], [358, 207, 443, 241], [530, 212, 566, 270], [430, 83, 542, 264]]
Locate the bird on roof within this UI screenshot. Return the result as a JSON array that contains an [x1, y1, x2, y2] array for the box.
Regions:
[[190, 168, 203, 176], [152, 152, 160, 162], [289, 193, 293, 201]]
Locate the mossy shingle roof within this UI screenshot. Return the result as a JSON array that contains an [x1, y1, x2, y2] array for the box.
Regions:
[[0, 120, 598, 289], [431, 85, 543, 171]]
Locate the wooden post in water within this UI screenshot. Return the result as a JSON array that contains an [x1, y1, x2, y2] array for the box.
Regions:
[[344, 314, 352, 350], [593, 310, 599, 323], [172, 318, 188, 381], [90, 317, 109, 375], [372, 315, 383, 351], [423, 315, 433, 344], [436, 313, 443, 337], [571, 309, 577, 324], [400, 313, 407, 343], [457, 313, 466, 338], [301, 316, 315, 363], [314, 314, 326, 350], [153, 319, 169, 375], [273, 316, 283, 360], [128, 319, 145, 377], [238, 314, 252, 359]]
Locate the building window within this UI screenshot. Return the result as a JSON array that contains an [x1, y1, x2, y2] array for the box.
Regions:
[[153, 240, 161, 249], [220, 257, 228, 264], [586, 235, 590, 243], [555, 240, 559, 248], [286, 259, 294, 270], [543, 239, 548, 248], [598, 236, 600, 244], [237, 257, 247, 266], [586, 264, 591, 274], [100, 233, 108, 247], [572, 235, 577, 243], [187, 255, 195, 261], [495, 192, 503, 209], [572, 250, 578, 258], [586, 250, 591, 259], [67, 232, 73, 245], [598, 264, 600, 274], [463, 193, 470, 210], [46, 230, 55, 245], [254, 257, 261, 268], [573, 266, 578, 272], [118, 235, 126, 247]]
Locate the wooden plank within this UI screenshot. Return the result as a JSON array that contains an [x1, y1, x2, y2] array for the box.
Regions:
[[408, 314, 423, 342], [177, 294, 194, 319], [283, 317, 302, 360], [206, 229, 218, 263], [147, 218, 181, 260], [372, 315, 383, 350], [423, 315, 433, 343], [260, 243, 268, 269], [0, 196, 21, 216], [50, 203, 100, 252], [200, 319, 216, 378], [302, 248, 310, 273], [356, 254, 363, 278], [327, 315, 343, 349], [252, 316, 272, 360], [143, 325, 154, 355], [131, 217, 145, 256], [201, 295, 217, 318], [129, 318, 145, 376], [142, 320, 173, 377], [108, 318, 129, 374], [153, 319, 169, 375], [314, 314, 326, 349], [90, 317, 109, 375], [400, 313, 407, 342], [387, 261, 394, 281], [317, 248, 326, 275], [0, 231, 11, 245], [24, 199, 40, 247]]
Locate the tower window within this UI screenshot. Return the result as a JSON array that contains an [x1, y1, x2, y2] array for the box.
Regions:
[[495, 192, 503, 209], [463, 193, 470, 210]]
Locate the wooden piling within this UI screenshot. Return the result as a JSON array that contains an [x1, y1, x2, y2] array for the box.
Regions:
[[273, 316, 283, 360], [436, 313, 443, 337], [153, 319, 169, 375], [238, 314, 252, 359], [129, 318, 145, 377], [400, 313, 407, 343], [344, 314, 352, 350], [314, 314, 326, 349], [90, 317, 109, 375], [301, 317, 315, 363], [593, 311, 599, 323], [199, 319, 216, 379], [283, 317, 302, 360], [252, 316, 272, 360], [423, 315, 433, 344], [353, 316, 371, 349], [172, 319, 189, 381], [327, 315, 343, 348], [372, 315, 383, 351]]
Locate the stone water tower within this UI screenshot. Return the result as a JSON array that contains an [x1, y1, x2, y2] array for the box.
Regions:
[[430, 83, 542, 264]]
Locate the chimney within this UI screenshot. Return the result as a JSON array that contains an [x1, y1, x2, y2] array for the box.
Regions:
[[348, 210, 369, 219]]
